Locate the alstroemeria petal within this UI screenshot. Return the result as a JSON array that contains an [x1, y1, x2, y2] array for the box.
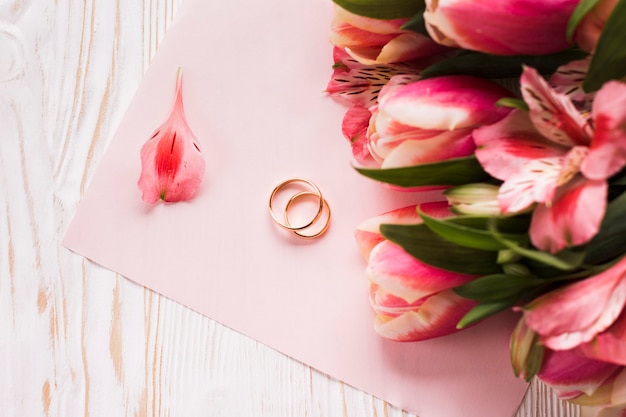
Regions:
[[474, 110, 567, 181], [497, 156, 563, 213], [379, 75, 513, 130], [380, 129, 474, 169], [524, 254, 626, 350], [367, 240, 476, 303], [549, 57, 595, 108], [521, 66, 591, 147], [581, 81, 626, 180], [529, 177, 607, 254], [138, 69, 205, 203], [579, 314, 626, 366], [538, 349, 620, 399], [371, 286, 476, 341]]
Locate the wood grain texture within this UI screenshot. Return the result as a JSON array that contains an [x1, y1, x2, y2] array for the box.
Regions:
[[0, 1, 579, 416]]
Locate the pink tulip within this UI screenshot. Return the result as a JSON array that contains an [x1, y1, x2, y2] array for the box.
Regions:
[[575, 0, 619, 53], [423, 0, 579, 55], [329, 4, 447, 65], [474, 66, 626, 253], [355, 202, 478, 341], [522, 256, 626, 352], [138, 68, 205, 203], [368, 75, 513, 169]]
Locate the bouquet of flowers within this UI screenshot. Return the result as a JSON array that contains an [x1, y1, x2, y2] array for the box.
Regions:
[[326, 0, 626, 415]]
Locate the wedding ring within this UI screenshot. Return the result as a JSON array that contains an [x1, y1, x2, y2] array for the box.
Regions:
[[284, 191, 331, 239], [268, 178, 331, 238]]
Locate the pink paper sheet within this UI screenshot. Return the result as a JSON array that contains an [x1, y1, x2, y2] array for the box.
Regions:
[[63, 0, 529, 415]]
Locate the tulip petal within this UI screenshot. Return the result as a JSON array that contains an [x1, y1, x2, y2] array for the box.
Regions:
[[524, 254, 626, 350], [367, 240, 476, 303], [537, 349, 620, 399], [474, 110, 567, 181], [371, 286, 476, 341], [530, 177, 607, 254], [423, 0, 578, 55], [581, 81, 626, 180], [520, 66, 591, 147], [380, 129, 475, 169], [379, 75, 513, 130]]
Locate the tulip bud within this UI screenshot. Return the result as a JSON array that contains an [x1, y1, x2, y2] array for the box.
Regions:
[[444, 183, 501, 215], [575, 0, 619, 53], [138, 68, 206, 203], [424, 0, 579, 55]]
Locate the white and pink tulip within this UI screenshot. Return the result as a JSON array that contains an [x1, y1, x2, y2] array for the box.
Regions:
[[355, 202, 479, 341], [423, 0, 579, 55]]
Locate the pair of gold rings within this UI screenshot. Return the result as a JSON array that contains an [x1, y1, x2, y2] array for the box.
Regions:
[[269, 178, 331, 239]]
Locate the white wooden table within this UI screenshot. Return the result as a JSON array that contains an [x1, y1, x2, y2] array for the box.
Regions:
[[0, 1, 581, 416]]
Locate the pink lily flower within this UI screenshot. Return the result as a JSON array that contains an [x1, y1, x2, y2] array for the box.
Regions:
[[355, 202, 478, 341], [522, 255, 626, 353], [423, 0, 579, 55], [138, 68, 205, 203], [329, 4, 447, 65], [474, 67, 626, 253], [368, 75, 513, 169]]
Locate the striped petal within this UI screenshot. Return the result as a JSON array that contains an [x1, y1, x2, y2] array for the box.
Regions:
[[474, 109, 568, 181], [520, 66, 591, 147], [366, 240, 476, 303], [371, 284, 476, 341], [529, 177, 607, 254], [581, 81, 626, 181], [524, 255, 626, 350]]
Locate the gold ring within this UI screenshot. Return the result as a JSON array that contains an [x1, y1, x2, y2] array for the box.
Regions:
[[268, 178, 330, 239], [284, 191, 331, 239]]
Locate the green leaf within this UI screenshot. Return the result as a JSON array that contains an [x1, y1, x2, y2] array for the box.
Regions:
[[585, 190, 626, 264], [380, 223, 502, 275], [584, 0, 626, 91], [454, 274, 545, 302], [418, 211, 530, 251], [400, 9, 430, 37], [496, 97, 529, 111], [487, 220, 585, 271], [355, 156, 490, 188], [457, 300, 516, 329], [567, 0, 601, 41], [421, 49, 589, 80], [332, 0, 423, 19]]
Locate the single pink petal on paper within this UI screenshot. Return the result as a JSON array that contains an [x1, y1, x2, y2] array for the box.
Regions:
[[371, 285, 476, 341], [524, 255, 626, 350], [138, 68, 205, 203], [581, 81, 626, 180], [529, 177, 607, 254]]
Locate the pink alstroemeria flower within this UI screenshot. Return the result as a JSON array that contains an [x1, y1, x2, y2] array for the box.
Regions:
[[138, 68, 205, 203], [523, 255, 626, 353], [474, 66, 626, 253], [356, 202, 478, 341], [368, 75, 513, 170], [329, 4, 447, 65], [423, 0, 579, 55]]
